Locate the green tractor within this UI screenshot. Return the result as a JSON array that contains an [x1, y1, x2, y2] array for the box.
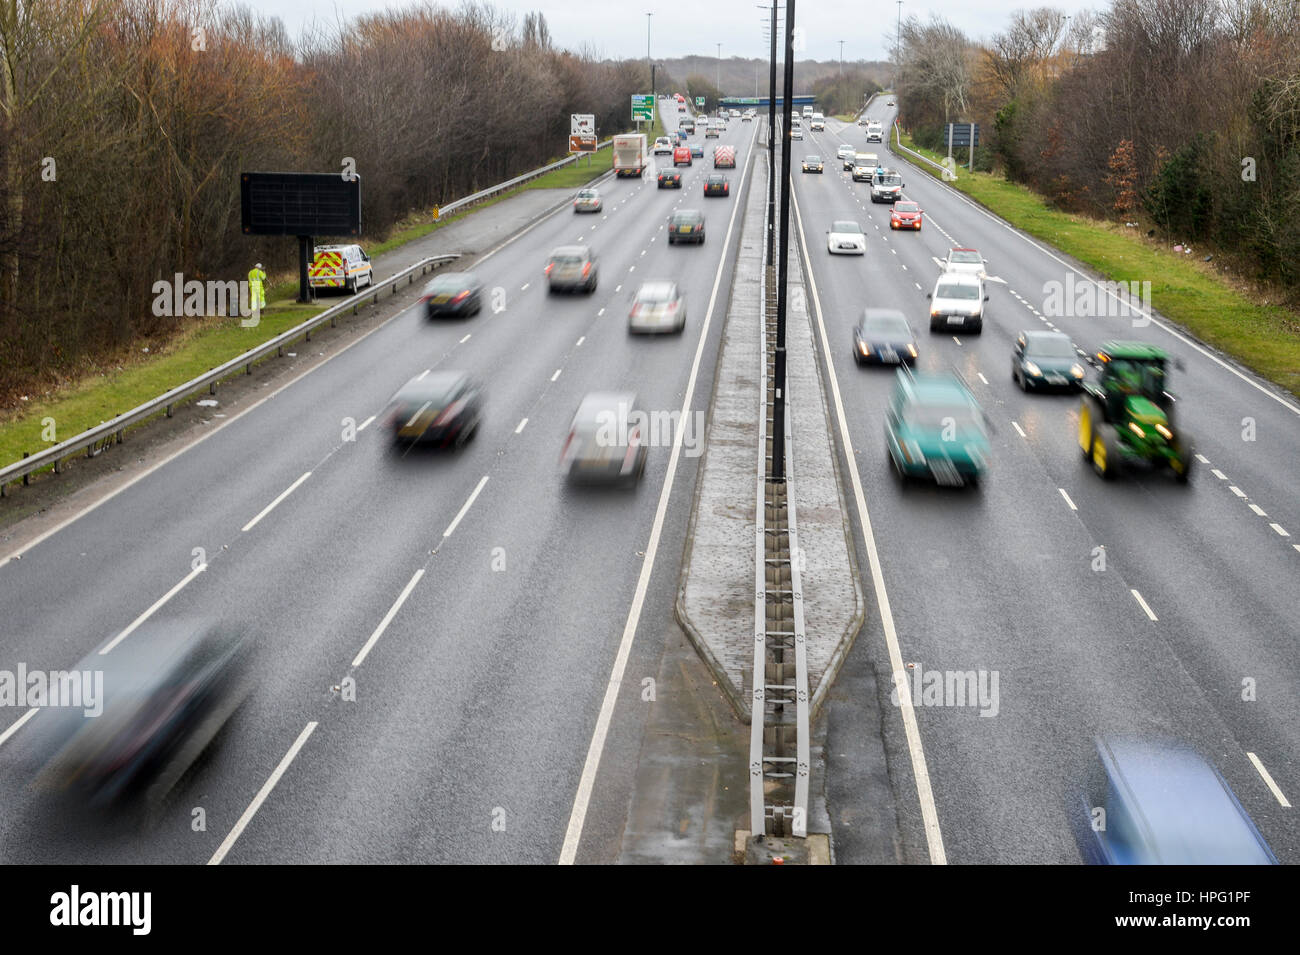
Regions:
[[1077, 341, 1193, 482]]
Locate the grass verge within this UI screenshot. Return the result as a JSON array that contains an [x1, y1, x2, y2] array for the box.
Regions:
[[894, 129, 1300, 397]]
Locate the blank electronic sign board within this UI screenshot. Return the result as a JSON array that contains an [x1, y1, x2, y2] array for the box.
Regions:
[[240, 172, 361, 236]]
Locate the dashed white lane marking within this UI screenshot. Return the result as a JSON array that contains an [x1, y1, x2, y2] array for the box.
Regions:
[[1230, 486, 1247, 498], [1247, 752, 1292, 807], [977, 372, 988, 385], [1012, 421, 1026, 438], [352, 569, 425, 668], [952, 336, 961, 345], [1249, 503, 1268, 517], [443, 475, 489, 539], [576, 336, 585, 347], [598, 307, 605, 316], [1270, 523, 1290, 537], [208, 721, 318, 865], [100, 562, 208, 655], [551, 368, 562, 382], [357, 415, 376, 432], [1195, 453, 1210, 464], [1059, 488, 1077, 511], [459, 334, 471, 343], [415, 369, 429, 381], [521, 283, 530, 291], [1131, 589, 1158, 621], [1211, 469, 1227, 480], [241, 472, 312, 533], [515, 418, 528, 434], [0, 708, 38, 750]]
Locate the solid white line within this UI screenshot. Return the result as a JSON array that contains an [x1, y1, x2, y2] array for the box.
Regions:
[[443, 475, 489, 539], [1131, 589, 1158, 621], [0, 708, 38, 750], [1211, 468, 1227, 480], [241, 471, 312, 533], [515, 418, 528, 434], [1270, 523, 1289, 537], [1230, 486, 1246, 498], [1249, 503, 1267, 517], [459, 334, 471, 344], [559, 119, 760, 866], [791, 178, 947, 864], [550, 368, 562, 382], [1011, 421, 1026, 438], [1059, 488, 1077, 511], [208, 721, 318, 865], [1247, 752, 1292, 807], [99, 563, 207, 655], [357, 414, 376, 432], [352, 569, 424, 667]]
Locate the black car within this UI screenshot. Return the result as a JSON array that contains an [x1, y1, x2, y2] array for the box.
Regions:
[[853, 308, 918, 365], [420, 271, 483, 318], [667, 209, 705, 245], [386, 370, 483, 448], [703, 174, 729, 197], [657, 170, 683, 189], [1012, 330, 1086, 391], [31, 619, 254, 811]]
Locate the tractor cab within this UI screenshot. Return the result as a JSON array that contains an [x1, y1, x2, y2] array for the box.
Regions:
[[1078, 341, 1193, 482]]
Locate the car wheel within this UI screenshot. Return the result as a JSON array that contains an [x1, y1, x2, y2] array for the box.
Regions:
[[1171, 432, 1194, 484], [345, 276, 356, 294]]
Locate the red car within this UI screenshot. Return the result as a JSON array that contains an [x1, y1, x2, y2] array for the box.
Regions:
[[673, 146, 692, 166], [890, 201, 923, 230]]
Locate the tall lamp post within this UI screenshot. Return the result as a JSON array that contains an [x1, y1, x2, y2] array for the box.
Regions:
[[772, 0, 795, 481], [716, 42, 722, 100], [894, 1, 902, 90]]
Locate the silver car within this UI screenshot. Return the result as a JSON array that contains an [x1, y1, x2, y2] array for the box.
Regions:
[[629, 281, 686, 334], [561, 392, 649, 486], [546, 245, 598, 293]]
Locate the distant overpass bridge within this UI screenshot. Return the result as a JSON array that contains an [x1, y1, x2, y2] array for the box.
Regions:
[[719, 95, 816, 109]]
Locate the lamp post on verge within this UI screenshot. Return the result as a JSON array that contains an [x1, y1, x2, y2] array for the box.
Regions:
[[716, 42, 722, 102], [772, 0, 795, 481], [894, 1, 902, 90], [839, 39, 844, 75]]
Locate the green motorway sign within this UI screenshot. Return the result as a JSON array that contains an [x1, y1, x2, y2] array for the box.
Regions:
[[695, 96, 705, 108], [631, 94, 654, 122]]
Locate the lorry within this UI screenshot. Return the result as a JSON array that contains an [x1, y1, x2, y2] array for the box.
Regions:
[[613, 133, 648, 177]]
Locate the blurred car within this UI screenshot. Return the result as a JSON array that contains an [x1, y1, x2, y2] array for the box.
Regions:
[[942, 247, 985, 276], [675, 129, 688, 143], [677, 103, 686, 113], [689, 142, 704, 158], [667, 209, 705, 245], [657, 169, 683, 189], [1013, 330, 1086, 391], [653, 136, 674, 154], [546, 245, 598, 293], [573, 188, 602, 214], [801, 155, 824, 173], [927, 272, 986, 333], [704, 174, 730, 197], [741, 111, 753, 121], [890, 200, 923, 230], [827, 220, 866, 255], [705, 124, 720, 139], [386, 370, 483, 448], [887, 100, 895, 106], [853, 309, 918, 366], [1073, 737, 1278, 865], [420, 271, 483, 319], [32, 619, 253, 810], [673, 145, 691, 166], [837, 144, 857, 169], [858, 115, 869, 126], [561, 391, 648, 486], [791, 126, 804, 140], [885, 369, 990, 486], [629, 281, 687, 334]]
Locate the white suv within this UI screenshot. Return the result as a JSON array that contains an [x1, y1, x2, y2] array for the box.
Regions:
[[927, 273, 988, 334]]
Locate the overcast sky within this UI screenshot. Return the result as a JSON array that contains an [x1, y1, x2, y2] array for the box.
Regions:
[[247, 0, 1095, 62]]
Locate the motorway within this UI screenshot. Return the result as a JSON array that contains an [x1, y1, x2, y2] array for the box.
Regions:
[[796, 102, 1299, 863], [0, 99, 759, 863]]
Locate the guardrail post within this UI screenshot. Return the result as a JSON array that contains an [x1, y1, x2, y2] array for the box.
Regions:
[[209, 382, 216, 395], [166, 404, 173, 418], [22, 452, 29, 485]]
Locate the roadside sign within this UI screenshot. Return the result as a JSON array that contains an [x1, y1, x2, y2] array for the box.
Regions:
[[631, 94, 654, 123], [570, 114, 597, 153], [944, 123, 980, 148], [695, 96, 705, 108]]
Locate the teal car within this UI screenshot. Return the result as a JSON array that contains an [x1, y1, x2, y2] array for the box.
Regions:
[[885, 369, 990, 486]]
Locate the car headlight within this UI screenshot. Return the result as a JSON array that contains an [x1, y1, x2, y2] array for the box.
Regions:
[[859, 342, 870, 355], [1025, 361, 1042, 377], [907, 343, 918, 357], [930, 309, 941, 318], [1071, 364, 1085, 378], [1128, 422, 1146, 438], [1155, 423, 1173, 440]]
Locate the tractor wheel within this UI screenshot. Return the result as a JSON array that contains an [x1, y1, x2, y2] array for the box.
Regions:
[[1078, 399, 1096, 458], [1170, 432, 1194, 484], [1091, 424, 1118, 480]]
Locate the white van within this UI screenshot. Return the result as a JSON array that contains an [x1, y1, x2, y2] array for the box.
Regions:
[[309, 244, 373, 293], [866, 121, 884, 143], [810, 112, 825, 130], [927, 272, 988, 334]]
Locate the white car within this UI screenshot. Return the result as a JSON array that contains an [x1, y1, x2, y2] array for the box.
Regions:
[[573, 189, 602, 213], [827, 220, 866, 255], [943, 248, 986, 277], [791, 127, 803, 140], [927, 272, 988, 333], [653, 136, 674, 155], [629, 281, 686, 334], [837, 144, 857, 169]]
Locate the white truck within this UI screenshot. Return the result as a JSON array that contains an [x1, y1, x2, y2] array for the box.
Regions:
[[613, 133, 648, 177], [866, 121, 884, 143]]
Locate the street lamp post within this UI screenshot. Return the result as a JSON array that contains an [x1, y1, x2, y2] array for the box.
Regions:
[[839, 39, 844, 75], [646, 11, 652, 61], [772, 0, 795, 481], [716, 42, 722, 99], [895, 1, 902, 90], [767, 2, 777, 266]]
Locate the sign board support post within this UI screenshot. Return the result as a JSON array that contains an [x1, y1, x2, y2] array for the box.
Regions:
[[297, 235, 315, 303], [947, 123, 953, 161]]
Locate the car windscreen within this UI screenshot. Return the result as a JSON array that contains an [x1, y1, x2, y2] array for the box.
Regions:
[[636, 285, 675, 303], [936, 283, 979, 300], [895, 203, 919, 212], [427, 275, 471, 293], [876, 175, 901, 186], [862, 317, 911, 338], [1027, 337, 1076, 359], [832, 221, 862, 234], [552, 254, 583, 266], [949, 250, 981, 264], [904, 404, 983, 432], [671, 213, 703, 225], [806, 156, 821, 163]]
